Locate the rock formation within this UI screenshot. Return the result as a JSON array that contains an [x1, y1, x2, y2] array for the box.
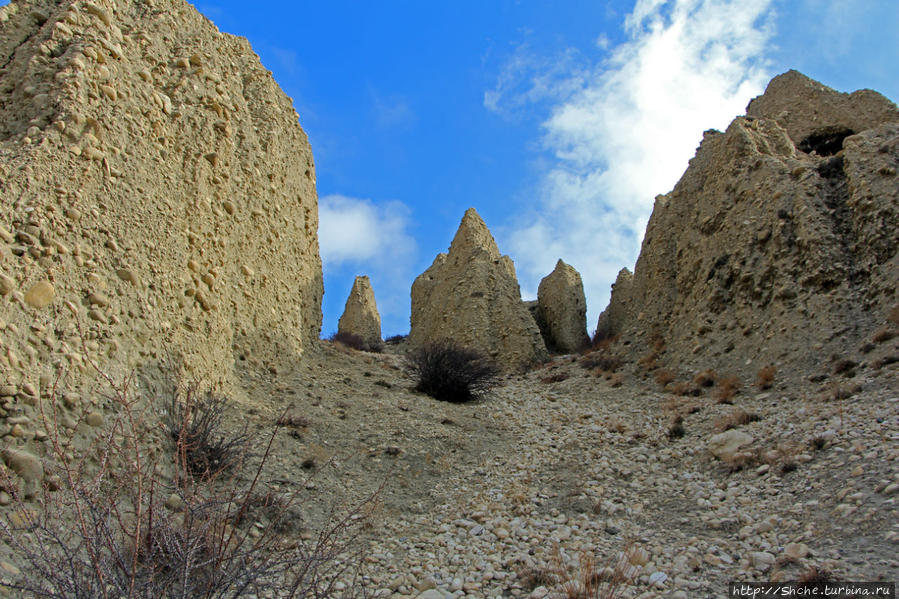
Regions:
[[535, 259, 589, 353], [410, 208, 548, 370], [0, 0, 323, 401], [596, 71, 899, 378], [337, 276, 382, 349]]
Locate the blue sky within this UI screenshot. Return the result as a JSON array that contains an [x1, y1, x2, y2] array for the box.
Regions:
[[202, 1, 899, 337], [7, 0, 896, 337]]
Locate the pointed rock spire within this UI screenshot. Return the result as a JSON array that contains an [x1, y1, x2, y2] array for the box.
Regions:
[[337, 276, 382, 349], [410, 208, 547, 370], [535, 259, 589, 353]]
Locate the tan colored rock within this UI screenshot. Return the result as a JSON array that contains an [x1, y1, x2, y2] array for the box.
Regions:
[[1, 448, 43, 492], [0, 0, 323, 399], [708, 430, 754, 461], [535, 259, 589, 353], [24, 280, 54, 309], [337, 275, 382, 349], [409, 208, 548, 371], [746, 70, 899, 147], [598, 71, 899, 379]]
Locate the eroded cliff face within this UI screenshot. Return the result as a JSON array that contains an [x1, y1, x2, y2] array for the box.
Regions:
[[597, 71, 899, 379], [410, 208, 548, 371], [0, 0, 323, 402]]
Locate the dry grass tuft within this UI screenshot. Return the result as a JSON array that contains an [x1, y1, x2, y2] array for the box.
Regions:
[[667, 415, 686, 440], [714, 409, 761, 433], [756, 365, 776, 390], [715, 375, 741, 404], [872, 327, 897, 343], [654, 369, 675, 387], [542, 371, 571, 384], [693, 369, 717, 387]]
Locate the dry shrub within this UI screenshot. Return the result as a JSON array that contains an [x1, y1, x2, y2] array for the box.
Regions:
[[756, 365, 776, 389], [722, 450, 761, 473], [888, 304, 899, 325], [405, 339, 501, 403], [579, 353, 623, 373], [714, 408, 761, 432], [654, 369, 675, 387], [590, 334, 619, 352], [667, 415, 686, 440], [716, 375, 741, 404], [668, 381, 700, 396], [558, 547, 635, 599], [0, 368, 375, 599], [384, 334, 407, 345], [872, 327, 897, 343], [166, 388, 249, 481], [542, 371, 571, 384], [832, 358, 857, 376], [693, 369, 717, 387], [330, 331, 383, 353], [276, 411, 311, 429]]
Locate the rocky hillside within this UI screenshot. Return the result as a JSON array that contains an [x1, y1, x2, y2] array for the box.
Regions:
[[596, 71, 899, 382], [0, 0, 322, 401]]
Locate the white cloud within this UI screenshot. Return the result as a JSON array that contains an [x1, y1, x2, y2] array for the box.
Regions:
[[496, 0, 775, 332], [319, 194, 414, 265], [318, 194, 418, 334], [483, 43, 587, 120]]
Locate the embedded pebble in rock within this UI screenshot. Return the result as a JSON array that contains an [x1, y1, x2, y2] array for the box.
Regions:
[[0, 274, 13, 296], [1, 449, 43, 484], [24, 281, 55, 309]]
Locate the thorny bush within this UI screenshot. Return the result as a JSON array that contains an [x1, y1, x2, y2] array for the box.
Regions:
[[405, 340, 501, 403]]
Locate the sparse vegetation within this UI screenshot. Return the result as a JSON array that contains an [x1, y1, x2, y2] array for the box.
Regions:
[[832, 357, 857, 376], [756, 365, 776, 390], [276, 410, 311, 429], [693, 369, 717, 387], [715, 375, 741, 404], [330, 331, 383, 353], [542, 371, 571, 384], [637, 336, 666, 371], [667, 415, 686, 440], [872, 327, 897, 343], [714, 408, 761, 432], [654, 369, 675, 387], [166, 387, 249, 481], [668, 381, 700, 396], [0, 369, 374, 599], [405, 339, 501, 403], [385, 334, 407, 345]]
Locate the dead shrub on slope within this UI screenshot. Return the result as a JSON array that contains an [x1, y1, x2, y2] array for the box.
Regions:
[[0, 362, 375, 599], [405, 339, 501, 403]]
